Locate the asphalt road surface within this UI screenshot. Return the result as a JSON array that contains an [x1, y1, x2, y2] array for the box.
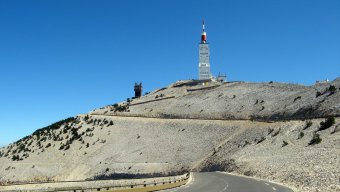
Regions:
[[162, 172, 294, 192]]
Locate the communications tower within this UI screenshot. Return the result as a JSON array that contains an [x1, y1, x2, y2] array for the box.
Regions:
[[198, 19, 212, 80]]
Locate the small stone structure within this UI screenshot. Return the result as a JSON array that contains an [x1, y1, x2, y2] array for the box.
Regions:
[[134, 82, 143, 98]]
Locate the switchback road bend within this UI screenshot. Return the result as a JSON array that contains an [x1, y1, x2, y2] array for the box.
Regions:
[[162, 172, 293, 192]]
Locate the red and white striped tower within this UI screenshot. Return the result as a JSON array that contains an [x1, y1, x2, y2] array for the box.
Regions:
[[201, 19, 207, 43]]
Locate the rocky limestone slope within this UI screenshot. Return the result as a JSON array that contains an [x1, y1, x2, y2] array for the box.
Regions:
[[91, 78, 340, 120], [0, 78, 339, 192]]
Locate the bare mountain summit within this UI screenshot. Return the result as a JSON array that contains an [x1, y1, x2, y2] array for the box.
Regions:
[[92, 78, 340, 120], [0, 78, 339, 192]]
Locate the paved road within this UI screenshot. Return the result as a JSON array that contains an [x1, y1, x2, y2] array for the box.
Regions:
[[161, 172, 294, 192]]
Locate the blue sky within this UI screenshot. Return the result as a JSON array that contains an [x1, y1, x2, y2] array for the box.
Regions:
[[0, 0, 339, 146]]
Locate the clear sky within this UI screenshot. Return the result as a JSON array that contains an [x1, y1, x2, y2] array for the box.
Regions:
[[0, 0, 339, 146]]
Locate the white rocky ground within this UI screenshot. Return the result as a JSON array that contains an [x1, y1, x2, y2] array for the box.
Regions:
[[91, 78, 340, 120], [0, 78, 339, 192]]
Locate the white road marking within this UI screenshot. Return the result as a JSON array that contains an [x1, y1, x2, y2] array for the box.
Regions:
[[222, 183, 229, 191], [272, 186, 277, 190], [219, 175, 229, 192], [265, 182, 270, 186], [158, 174, 193, 192]]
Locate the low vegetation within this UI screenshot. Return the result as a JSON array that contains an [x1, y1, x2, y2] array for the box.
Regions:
[[303, 120, 313, 130], [293, 96, 301, 102], [112, 103, 129, 112], [3, 117, 76, 161], [317, 85, 337, 98], [318, 117, 335, 131], [33, 117, 75, 137], [298, 132, 304, 139], [155, 94, 165, 99], [331, 125, 340, 134], [316, 91, 322, 98], [267, 128, 274, 135], [256, 137, 266, 144], [272, 129, 280, 137], [328, 85, 336, 95], [12, 155, 22, 161], [308, 133, 322, 145]]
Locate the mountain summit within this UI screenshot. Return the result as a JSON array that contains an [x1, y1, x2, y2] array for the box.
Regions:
[[0, 78, 339, 192]]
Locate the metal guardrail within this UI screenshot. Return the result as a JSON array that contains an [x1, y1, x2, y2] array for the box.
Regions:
[[0, 173, 190, 192]]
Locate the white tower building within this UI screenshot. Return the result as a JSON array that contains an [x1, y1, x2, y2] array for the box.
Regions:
[[198, 19, 212, 80]]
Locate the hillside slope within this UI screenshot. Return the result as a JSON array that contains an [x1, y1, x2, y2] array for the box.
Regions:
[[91, 78, 340, 120], [0, 78, 339, 192]]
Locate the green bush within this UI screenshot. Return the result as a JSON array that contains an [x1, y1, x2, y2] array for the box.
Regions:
[[267, 128, 274, 135], [33, 117, 75, 136], [17, 144, 25, 153], [293, 96, 301, 102], [303, 121, 313, 130], [242, 141, 250, 147], [328, 85, 336, 92], [87, 119, 93, 124], [298, 132, 304, 139], [113, 104, 128, 112], [308, 133, 322, 145], [272, 129, 280, 137], [36, 141, 41, 148], [12, 155, 20, 161], [28, 141, 33, 146], [59, 145, 64, 150], [316, 91, 322, 98], [319, 117, 335, 131], [282, 141, 288, 147], [64, 145, 70, 150], [256, 137, 266, 144]]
